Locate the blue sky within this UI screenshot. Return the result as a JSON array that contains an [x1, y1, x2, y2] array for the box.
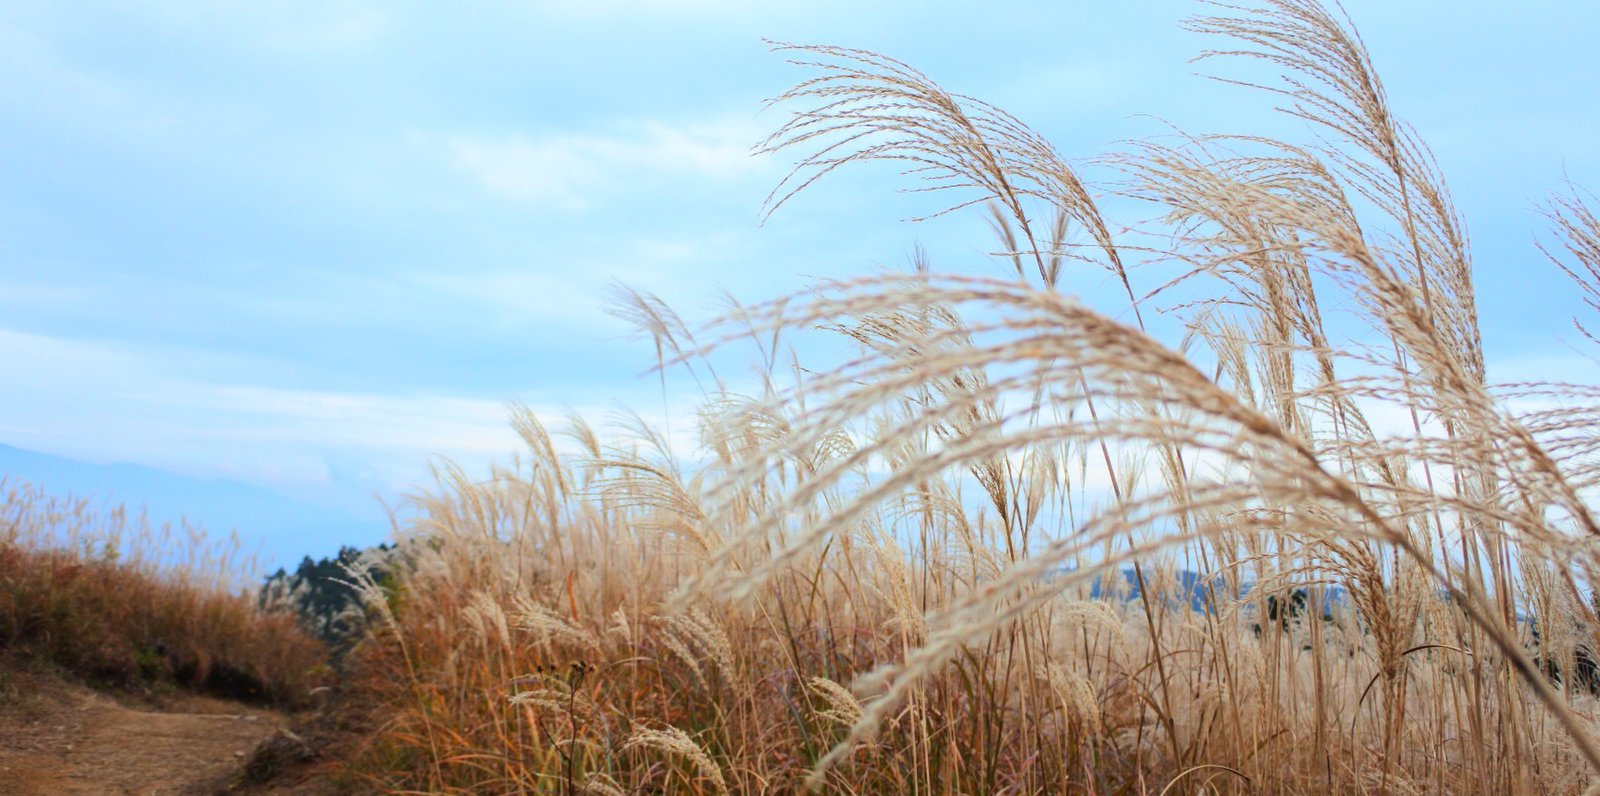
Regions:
[[2, 1, 1597, 560]]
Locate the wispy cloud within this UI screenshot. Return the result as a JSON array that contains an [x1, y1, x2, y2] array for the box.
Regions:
[[0, 329, 509, 488], [0, 326, 709, 494], [449, 117, 773, 211]]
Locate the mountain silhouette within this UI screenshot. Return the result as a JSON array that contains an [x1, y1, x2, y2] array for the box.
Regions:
[[0, 443, 389, 570]]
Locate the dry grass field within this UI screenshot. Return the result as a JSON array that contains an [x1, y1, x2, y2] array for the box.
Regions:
[[315, 3, 1600, 792], [327, 2, 1600, 793], [0, 480, 326, 706], [10, 0, 1600, 794]]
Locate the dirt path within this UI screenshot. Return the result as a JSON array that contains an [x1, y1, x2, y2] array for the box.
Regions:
[[0, 673, 300, 796]]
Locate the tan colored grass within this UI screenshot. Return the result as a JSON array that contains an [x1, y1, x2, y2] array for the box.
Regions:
[[341, 2, 1600, 793], [0, 479, 327, 706]]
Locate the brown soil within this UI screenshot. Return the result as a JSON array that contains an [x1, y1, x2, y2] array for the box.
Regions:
[[0, 669, 339, 796]]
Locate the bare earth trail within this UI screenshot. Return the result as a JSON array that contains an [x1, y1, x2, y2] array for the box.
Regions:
[[0, 674, 315, 796]]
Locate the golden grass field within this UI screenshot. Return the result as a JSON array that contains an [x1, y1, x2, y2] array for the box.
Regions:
[[10, 1, 1600, 793], [0, 479, 325, 706], [326, 2, 1600, 793]]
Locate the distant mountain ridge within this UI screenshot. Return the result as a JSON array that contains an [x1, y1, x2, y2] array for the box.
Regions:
[[1083, 567, 1350, 615], [0, 443, 389, 571]]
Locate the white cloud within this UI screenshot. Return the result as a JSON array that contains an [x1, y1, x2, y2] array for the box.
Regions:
[[526, 0, 808, 19], [397, 227, 758, 338], [0, 329, 505, 487], [264, 8, 394, 54], [449, 117, 773, 210], [0, 327, 715, 498]]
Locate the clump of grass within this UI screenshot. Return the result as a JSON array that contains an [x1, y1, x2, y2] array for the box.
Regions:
[[0, 479, 328, 706], [344, 1, 1600, 793]]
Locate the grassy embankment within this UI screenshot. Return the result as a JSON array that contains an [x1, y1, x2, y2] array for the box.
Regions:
[[0, 479, 327, 707]]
